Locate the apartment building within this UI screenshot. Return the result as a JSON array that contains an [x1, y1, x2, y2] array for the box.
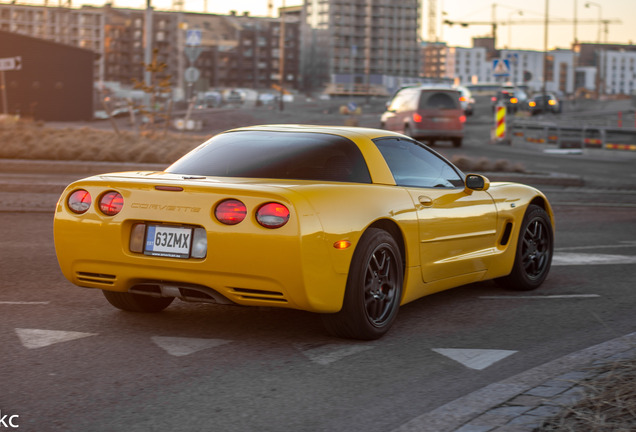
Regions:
[[0, 3, 300, 98], [0, 3, 105, 81], [445, 46, 488, 84]]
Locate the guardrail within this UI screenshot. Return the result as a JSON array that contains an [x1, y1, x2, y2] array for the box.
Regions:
[[509, 109, 636, 151]]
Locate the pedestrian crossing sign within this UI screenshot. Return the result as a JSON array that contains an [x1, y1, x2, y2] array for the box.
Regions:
[[492, 59, 510, 77], [186, 29, 202, 46]]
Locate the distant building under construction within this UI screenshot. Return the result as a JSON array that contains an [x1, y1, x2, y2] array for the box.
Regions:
[[301, 0, 421, 96]]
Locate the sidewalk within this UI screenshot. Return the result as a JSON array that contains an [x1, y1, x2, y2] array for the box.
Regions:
[[392, 332, 636, 432]]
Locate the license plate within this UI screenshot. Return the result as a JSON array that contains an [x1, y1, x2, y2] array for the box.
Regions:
[[144, 225, 192, 259], [432, 117, 451, 123]]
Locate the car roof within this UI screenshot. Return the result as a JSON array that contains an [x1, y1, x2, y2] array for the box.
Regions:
[[227, 124, 405, 140], [219, 125, 406, 185]]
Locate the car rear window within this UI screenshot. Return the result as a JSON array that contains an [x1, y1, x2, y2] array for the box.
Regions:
[[419, 91, 460, 110], [166, 130, 372, 183]]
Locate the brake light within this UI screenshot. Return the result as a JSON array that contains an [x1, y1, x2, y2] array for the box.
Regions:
[[256, 202, 290, 229], [460, 115, 467, 123], [459, 96, 467, 102], [491, 96, 496, 102], [67, 189, 92, 214], [510, 97, 518, 104], [413, 112, 422, 123], [215, 199, 247, 225], [99, 191, 124, 216]]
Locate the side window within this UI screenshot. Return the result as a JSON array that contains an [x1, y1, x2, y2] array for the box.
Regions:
[[388, 88, 419, 112], [387, 90, 406, 112], [374, 138, 464, 188]]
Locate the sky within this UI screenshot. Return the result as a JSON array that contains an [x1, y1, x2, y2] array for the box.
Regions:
[[16, 0, 636, 51]]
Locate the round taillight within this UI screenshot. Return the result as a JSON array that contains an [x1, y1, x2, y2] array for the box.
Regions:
[[99, 191, 124, 216], [215, 199, 247, 225], [256, 202, 290, 229], [67, 189, 92, 214]]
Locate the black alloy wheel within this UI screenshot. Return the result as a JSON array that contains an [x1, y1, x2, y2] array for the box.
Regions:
[[322, 228, 403, 340], [363, 243, 400, 326], [498, 204, 553, 291]]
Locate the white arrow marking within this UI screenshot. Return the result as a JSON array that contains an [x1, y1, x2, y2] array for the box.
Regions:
[[151, 336, 231, 357], [296, 343, 374, 365], [432, 348, 517, 370], [553, 252, 636, 266], [16, 328, 97, 349]]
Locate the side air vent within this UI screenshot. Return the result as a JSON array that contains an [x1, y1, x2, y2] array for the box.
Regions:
[[500, 222, 513, 246], [76, 272, 116, 286], [230, 287, 288, 303]]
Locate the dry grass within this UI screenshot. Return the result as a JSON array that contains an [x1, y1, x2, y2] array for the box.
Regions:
[[538, 358, 636, 432], [0, 117, 526, 174], [0, 117, 206, 164]]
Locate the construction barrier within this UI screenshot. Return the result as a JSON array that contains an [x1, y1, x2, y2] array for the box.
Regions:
[[495, 105, 506, 140], [491, 104, 510, 144]]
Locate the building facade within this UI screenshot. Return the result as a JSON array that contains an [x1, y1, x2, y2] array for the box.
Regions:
[[445, 46, 488, 84], [0, 3, 104, 82], [0, 3, 301, 100], [302, 0, 421, 95]]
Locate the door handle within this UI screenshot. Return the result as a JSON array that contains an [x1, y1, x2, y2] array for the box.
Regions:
[[418, 195, 433, 206]]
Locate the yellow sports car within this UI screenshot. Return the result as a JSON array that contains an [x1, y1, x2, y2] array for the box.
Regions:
[[54, 125, 554, 340]]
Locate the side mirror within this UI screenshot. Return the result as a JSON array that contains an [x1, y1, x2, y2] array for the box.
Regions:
[[465, 174, 490, 192]]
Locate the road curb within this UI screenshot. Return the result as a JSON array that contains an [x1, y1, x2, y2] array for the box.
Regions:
[[391, 332, 636, 432]]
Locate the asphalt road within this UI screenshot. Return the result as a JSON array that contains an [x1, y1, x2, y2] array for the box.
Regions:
[[1, 203, 635, 431], [1, 98, 635, 431]]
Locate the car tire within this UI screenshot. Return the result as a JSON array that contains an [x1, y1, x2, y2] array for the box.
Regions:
[[322, 228, 403, 340], [452, 138, 462, 147], [102, 290, 174, 312], [497, 205, 553, 291]]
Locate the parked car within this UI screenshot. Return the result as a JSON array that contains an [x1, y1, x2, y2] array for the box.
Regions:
[[455, 85, 475, 116], [491, 86, 529, 113], [54, 125, 554, 340], [528, 93, 562, 115], [381, 86, 466, 147]]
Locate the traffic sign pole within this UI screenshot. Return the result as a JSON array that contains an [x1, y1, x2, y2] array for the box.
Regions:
[[1, 70, 7, 115]]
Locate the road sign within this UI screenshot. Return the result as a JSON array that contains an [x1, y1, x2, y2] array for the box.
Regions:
[[184, 67, 200, 83], [492, 59, 510, 77], [184, 46, 203, 64], [186, 30, 202, 46], [0, 56, 22, 71]]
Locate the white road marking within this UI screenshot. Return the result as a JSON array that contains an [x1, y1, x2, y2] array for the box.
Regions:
[[0, 301, 50, 305], [553, 252, 636, 266], [432, 348, 517, 371], [480, 294, 600, 299], [15, 328, 97, 349], [557, 241, 636, 251], [296, 343, 374, 365], [151, 336, 231, 357]]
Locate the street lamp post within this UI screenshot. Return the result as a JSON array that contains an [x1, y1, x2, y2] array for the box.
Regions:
[[507, 10, 523, 48], [585, 2, 602, 44], [542, 0, 548, 107]]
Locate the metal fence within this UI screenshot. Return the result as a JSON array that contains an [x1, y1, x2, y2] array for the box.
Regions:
[[509, 109, 636, 151]]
